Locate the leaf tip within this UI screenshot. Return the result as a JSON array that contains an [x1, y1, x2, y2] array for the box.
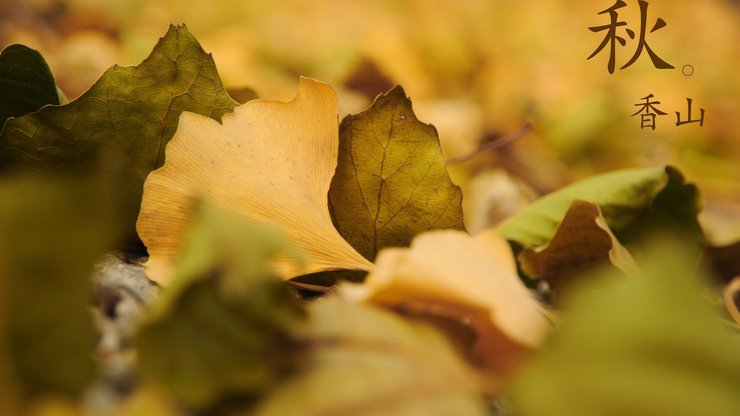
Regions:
[[378, 84, 409, 104], [295, 76, 338, 106]]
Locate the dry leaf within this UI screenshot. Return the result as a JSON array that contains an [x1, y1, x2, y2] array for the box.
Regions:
[[137, 77, 373, 284], [329, 86, 464, 262], [0, 25, 237, 250], [518, 200, 639, 300], [342, 229, 550, 379], [496, 166, 703, 251]]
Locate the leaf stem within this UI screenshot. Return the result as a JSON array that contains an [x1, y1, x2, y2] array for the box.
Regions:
[[446, 122, 532, 165]]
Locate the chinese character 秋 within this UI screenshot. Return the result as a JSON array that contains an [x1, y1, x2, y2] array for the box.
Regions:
[[587, 0, 629, 74], [621, 0, 674, 71], [588, 0, 674, 74], [676, 98, 706, 127], [586, 0, 627, 74], [632, 93, 666, 130]]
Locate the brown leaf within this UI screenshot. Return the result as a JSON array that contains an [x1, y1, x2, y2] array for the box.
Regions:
[[518, 200, 638, 299]]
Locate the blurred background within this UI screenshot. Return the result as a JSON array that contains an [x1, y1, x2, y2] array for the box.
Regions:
[[1, 0, 738, 243]]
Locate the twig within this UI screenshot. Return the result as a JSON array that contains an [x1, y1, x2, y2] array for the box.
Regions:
[[287, 280, 335, 293], [446, 122, 532, 165]]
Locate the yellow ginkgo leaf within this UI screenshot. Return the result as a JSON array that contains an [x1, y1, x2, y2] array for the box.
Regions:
[[342, 229, 550, 377], [137, 77, 373, 284]]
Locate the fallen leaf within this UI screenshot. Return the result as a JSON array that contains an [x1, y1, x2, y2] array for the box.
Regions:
[[330, 85, 464, 261], [0, 44, 60, 128], [251, 296, 488, 416], [342, 229, 550, 378], [0, 175, 116, 400], [497, 166, 704, 252], [518, 200, 638, 298], [136, 203, 307, 408], [137, 202, 485, 415], [0, 25, 237, 249], [507, 243, 740, 416], [137, 77, 373, 284]]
